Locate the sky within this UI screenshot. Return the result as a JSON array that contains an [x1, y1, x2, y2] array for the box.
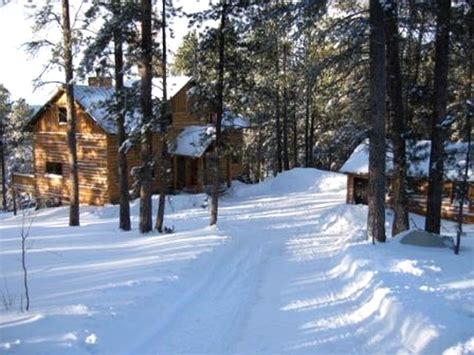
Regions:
[[0, 0, 210, 105]]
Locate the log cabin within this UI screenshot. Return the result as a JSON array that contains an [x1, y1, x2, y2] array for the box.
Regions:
[[340, 140, 474, 223], [12, 77, 249, 206]]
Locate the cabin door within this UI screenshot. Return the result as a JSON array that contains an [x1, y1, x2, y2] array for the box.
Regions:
[[353, 177, 368, 205], [177, 156, 186, 189]]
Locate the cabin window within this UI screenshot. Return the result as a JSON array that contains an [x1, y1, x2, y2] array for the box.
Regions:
[[46, 162, 63, 176], [58, 107, 68, 124]]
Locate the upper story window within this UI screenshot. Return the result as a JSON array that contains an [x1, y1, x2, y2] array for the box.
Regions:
[[45, 162, 63, 176], [58, 107, 68, 124]]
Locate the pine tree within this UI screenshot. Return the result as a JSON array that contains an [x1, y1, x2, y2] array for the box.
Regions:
[[367, 0, 386, 243], [6, 99, 33, 175], [139, 0, 154, 233], [384, 0, 409, 236], [61, 0, 80, 227], [425, 0, 451, 234], [81, 0, 141, 231], [155, 0, 172, 233], [0, 84, 12, 211]]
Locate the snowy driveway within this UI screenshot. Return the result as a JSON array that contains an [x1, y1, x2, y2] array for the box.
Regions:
[[1, 169, 473, 354]]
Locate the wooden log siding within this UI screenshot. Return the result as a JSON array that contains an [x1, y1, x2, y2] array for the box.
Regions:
[[106, 133, 162, 203], [29, 85, 248, 206], [33, 93, 110, 205], [345, 173, 474, 223], [34, 132, 110, 205], [170, 82, 206, 129], [12, 173, 35, 193]]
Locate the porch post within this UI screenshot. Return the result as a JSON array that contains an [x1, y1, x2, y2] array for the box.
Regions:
[[173, 156, 177, 190], [226, 154, 231, 188], [197, 157, 204, 193]]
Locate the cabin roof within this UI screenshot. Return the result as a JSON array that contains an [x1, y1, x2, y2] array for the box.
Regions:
[[340, 139, 473, 181], [29, 77, 192, 134], [169, 125, 215, 158], [169, 111, 250, 158]]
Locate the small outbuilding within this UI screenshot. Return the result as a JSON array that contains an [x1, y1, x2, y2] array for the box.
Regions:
[[340, 140, 474, 223]]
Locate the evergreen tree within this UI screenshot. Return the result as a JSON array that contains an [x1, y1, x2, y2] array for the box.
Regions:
[[61, 0, 80, 227], [384, 0, 409, 236], [367, 0, 386, 243], [155, 0, 172, 233], [0, 84, 12, 211], [425, 0, 451, 234], [139, 0, 154, 233], [81, 0, 141, 231]]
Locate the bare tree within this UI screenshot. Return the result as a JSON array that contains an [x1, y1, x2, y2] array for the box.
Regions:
[[367, 0, 387, 243]]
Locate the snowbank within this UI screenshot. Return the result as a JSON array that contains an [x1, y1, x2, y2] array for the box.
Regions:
[[233, 168, 347, 197]]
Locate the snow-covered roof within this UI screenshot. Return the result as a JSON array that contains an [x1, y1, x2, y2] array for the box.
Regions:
[[73, 85, 118, 133], [340, 139, 473, 181], [169, 125, 215, 158], [152, 76, 191, 99], [30, 77, 192, 134], [29, 85, 123, 134]]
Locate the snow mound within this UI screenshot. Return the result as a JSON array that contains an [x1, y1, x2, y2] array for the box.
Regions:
[[318, 204, 367, 242], [234, 168, 347, 197]]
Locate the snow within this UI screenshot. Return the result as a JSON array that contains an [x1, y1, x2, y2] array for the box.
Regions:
[[341, 139, 473, 181], [152, 76, 191, 99], [1, 168, 473, 354], [168, 125, 215, 157]]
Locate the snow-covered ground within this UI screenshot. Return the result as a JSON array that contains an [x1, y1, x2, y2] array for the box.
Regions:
[[1, 168, 473, 354]]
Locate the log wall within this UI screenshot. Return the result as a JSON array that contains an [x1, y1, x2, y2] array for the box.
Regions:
[[106, 133, 162, 203], [170, 82, 206, 129], [345, 173, 474, 224], [33, 93, 110, 205]]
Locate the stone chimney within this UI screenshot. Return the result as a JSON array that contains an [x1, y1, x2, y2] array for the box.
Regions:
[[88, 67, 112, 87], [88, 76, 113, 87]]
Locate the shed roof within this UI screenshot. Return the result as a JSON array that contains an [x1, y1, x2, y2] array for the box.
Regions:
[[340, 139, 472, 181]]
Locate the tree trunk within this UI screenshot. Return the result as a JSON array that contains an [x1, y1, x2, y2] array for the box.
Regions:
[[210, 0, 227, 226], [304, 82, 311, 167], [308, 104, 315, 167], [155, 0, 170, 233], [368, 0, 386, 243], [113, 0, 131, 231], [0, 130, 6, 211], [282, 42, 290, 171], [275, 39, 282, 175], [384, 1, 409, 236], [62, 0, 79, 227], [454, 4, 473, 254], [139, 0, 153, 233], [292, 94, 297, 168], [425, 0, 451, 234]]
